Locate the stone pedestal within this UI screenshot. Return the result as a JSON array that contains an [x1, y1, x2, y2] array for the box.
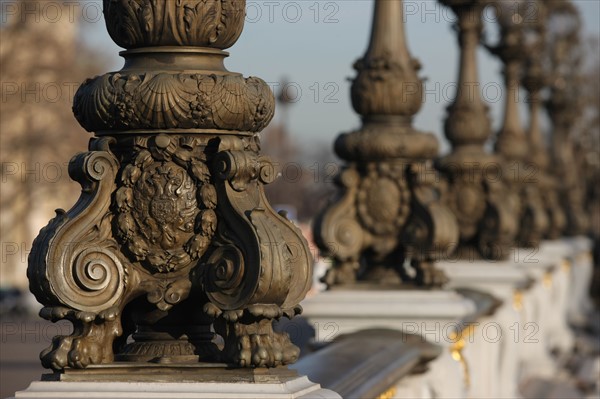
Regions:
[[437, 238, 592, 394], [437, 259, 533, 397], [14, 368, 340, 399], [513, 244, 574, 357], [12, 378, 339, 399], [437, 260, 531, 300], [563, 237, 595, 327], [461, 313, 505, 398], [538, 237, 593, 327], [509, 248, 564, 380], [301, 290, 476, 342], [301, 289, 477, 398], [12, 367, 340, 399]]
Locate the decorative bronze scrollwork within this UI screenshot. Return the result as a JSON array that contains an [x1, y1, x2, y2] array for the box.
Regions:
[[435, 0, 519, 260], [484, 0, 549, 248], [314, 0, 458, 288], [28, 0, 311, 371]]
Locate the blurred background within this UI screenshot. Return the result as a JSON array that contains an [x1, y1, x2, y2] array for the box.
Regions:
[[0, 1, 598, 397]]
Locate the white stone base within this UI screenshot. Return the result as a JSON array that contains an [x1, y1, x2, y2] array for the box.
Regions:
[[301, 289, 477, 399], [301, 289, 477, 345], [390, 350, 466, 399], [539, 237, 594, 326], [11, 377, 341, 399], [436, 258, 531, 299], [564, 237, 594, 326], [436, 258, 553, 395]]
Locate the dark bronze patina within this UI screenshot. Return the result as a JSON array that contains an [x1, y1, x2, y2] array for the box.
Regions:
[[28, 0, 312, 372], [521, 0, 567, 240], [485, 0, 549, 248], [545, 1, 589, 236], [314, 0, 459, 287], [436, 0, 517, 260]]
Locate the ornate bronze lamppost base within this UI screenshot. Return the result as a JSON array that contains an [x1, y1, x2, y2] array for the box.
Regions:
[[484, 1, 549, 250], [314, 0, 458, 289], [27, 0, 312, 373], [433, 0, 518, 261]]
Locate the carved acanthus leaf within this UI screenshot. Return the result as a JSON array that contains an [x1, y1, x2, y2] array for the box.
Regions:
[[103, 0, 245, 49]]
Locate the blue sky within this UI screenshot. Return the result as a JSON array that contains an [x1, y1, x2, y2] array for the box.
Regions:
[[82, 0, 600, 154]]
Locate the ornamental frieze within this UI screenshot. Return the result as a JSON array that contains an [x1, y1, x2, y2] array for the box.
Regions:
[[74, 73, 275, 133], [103, 0, 245, 49]]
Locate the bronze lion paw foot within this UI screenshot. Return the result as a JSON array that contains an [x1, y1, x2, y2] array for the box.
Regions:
[[39, 306, 122, 370], [236, 331, 299, 367], [210, 305, 301, 368]]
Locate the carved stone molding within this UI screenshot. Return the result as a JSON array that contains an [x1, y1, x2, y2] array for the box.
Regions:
[[436, 0, 517, 260], [314, 0, 458, 288], [28, 0, 312, 373]]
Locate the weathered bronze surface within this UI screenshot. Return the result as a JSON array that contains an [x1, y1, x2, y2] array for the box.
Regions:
[[485, 0, 548, 248], [28, 0, 312, 372], [314, 0, 458, 287], [436, 0, 517, 260], [545, 1, 589, 236], [43, 364, 299, 383], [521, 0, 567, 240], [292, 329, 441, 399]]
